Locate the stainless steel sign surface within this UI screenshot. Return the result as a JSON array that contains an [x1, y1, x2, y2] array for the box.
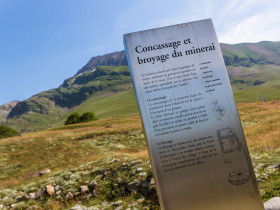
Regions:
[[123, 19, 264, 210]]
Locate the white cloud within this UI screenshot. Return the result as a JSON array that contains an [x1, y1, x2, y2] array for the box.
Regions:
[[219, 11, 280, 43], [113, 0, 280, 44]]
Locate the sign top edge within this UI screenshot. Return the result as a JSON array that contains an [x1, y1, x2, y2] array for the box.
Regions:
[[123, 18, 213, 38]]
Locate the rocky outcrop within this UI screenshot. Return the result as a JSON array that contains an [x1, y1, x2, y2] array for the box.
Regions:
[[75, 51, 127, 75], [0, 101, 18, 123], [8, 97, 55, 118]]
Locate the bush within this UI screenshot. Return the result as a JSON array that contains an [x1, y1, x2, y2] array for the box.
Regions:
[[65, 112, 98, 125], [0, 125, 19, 139], [65, 112, 81, 125], [80, 112, 98, 122]]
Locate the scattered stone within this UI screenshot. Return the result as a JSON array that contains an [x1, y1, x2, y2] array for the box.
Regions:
[[11, 204, 17, 208], [56, 190, 62, 195], [46, 185, 55, 196], [55, 185, 62, 191], [39, 169, 51, 177], [35, 190, 44, 199], [268, 163, 280, 169], [137, 198, 145, 203], [65, 192, 73, 200], [136, 168, 143, 173], [127, 180, 140, 191], [264, 197, 280, 210], [70, 204, 88, 210], [111, 201, 123, 207], [139, 172, 147, 176], [0, 205, 3, 210], [80, 186, 89, 194], [141, 179, 148, 187], [88, 180, 97, 189], [150, 178, 155, 185], [128, 202, 138, 207], [15, 195, 24, 201], [84, 181, 89, 184], [115, 205, 123, 210], [74, 192, 81, 197], [29, 193, 35, 199]]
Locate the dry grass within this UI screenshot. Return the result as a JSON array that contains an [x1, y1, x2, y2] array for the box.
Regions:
[[0, 116, 145, 189], [1, 101, 280, 192], [237, 100, 280, 151]]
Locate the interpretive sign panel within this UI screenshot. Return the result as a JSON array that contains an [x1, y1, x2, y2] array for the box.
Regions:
[[123, 19, 264, 210]]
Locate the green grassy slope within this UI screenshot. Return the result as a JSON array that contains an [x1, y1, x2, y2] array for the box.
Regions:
[[231, 65, 280, 103], [52, 89, 139, 127]]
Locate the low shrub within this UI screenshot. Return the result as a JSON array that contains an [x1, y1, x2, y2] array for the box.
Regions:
[[0, 125, 19, 138], [65, 112, 98, 125]]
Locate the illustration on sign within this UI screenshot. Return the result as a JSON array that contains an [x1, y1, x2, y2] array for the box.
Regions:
[[217, 127, 242, 154], [229, 168, 251, 186], [211, 99, 226, 118]]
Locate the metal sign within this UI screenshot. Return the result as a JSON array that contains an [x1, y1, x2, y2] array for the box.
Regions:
[[123, 19, 264, 210]]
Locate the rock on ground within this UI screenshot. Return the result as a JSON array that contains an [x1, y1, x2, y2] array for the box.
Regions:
[[264, 197, 280, 210], [127, 180, 140, 191], [65, 192, 73, 200], [88, 180, 97, 189], [29, 193, 35, 199], [70, 204, 88, 210], [39, 169, 51, 176], [80, 186, 89, 194], [46, 185, 55, 195]]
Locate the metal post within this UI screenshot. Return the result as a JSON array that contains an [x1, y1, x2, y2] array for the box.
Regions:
[[262, 95, 266, 102]]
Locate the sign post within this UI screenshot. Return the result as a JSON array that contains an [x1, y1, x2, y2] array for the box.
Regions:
[[124, 19, 264, 210]]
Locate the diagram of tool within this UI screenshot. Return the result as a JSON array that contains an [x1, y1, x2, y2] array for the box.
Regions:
[[229, 168, 251, 186], [211, 99, 226, 118], [217, 127, 242, 154]]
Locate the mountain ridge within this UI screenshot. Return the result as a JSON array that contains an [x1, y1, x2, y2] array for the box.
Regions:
[[1, 41, 280, 133], [76, 41, 280, 75]]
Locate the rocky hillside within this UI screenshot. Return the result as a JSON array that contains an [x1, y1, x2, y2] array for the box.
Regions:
[[1, 41, 280, 134], [0, 102, 18, 123], [1, 66, 132, 133], [76, 41, 280, 75], [75, 51, 127, 76]]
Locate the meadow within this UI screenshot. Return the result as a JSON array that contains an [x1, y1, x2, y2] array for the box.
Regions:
[[0, 100, 280, 209]]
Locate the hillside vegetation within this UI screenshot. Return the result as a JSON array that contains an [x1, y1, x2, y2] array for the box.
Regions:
[[1, 41, 280, 134], [0, 100, 280, 209]]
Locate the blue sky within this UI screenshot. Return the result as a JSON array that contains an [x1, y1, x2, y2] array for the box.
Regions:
[[1, 0, 279, 105]]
